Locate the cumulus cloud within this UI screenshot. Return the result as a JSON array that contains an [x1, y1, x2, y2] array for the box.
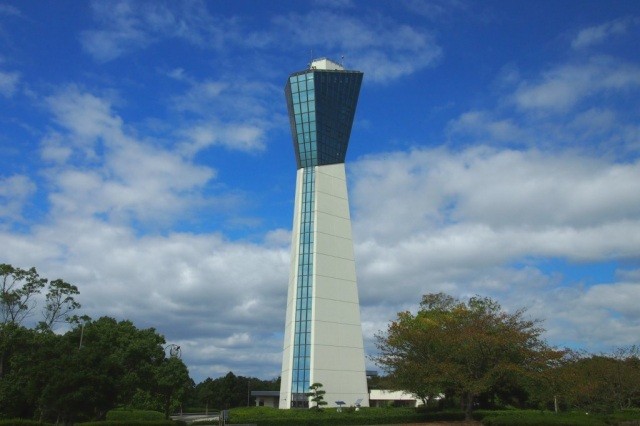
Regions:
[[0, 174, 36, 224], [572, 17, 639, 50], [42, 86, 215, 225], [169, 73, 283, 155], [350, 146, 640, 354], [513, 57, 640, 112], [447, 110, 524, 144], [272, 10, 441, 82], [0, 69, 20, 97], [80, 0, 238, 62]]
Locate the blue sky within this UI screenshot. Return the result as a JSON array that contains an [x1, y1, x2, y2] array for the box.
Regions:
[[1, 0, 639, 383]]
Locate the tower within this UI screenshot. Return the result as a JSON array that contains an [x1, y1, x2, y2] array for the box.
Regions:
[[279, 58, 368, 409]]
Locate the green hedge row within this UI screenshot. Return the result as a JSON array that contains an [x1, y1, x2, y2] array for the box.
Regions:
[[481, 411, 607, 426], [217, 406, 468, 426], [82, 422, 183, 426], [106, 409, 166, 421]]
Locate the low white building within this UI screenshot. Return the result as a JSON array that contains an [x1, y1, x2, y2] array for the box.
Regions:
[[368, 390, 424, 407]]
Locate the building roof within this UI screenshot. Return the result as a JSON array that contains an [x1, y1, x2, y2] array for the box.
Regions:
[[310, 57, 344, 71], [250, 391, 280, 397]]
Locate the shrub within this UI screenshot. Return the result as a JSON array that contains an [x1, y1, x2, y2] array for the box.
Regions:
[[481, 411, 607, 426], [81, 422, 183, 426], [106, 409, 166, 421]]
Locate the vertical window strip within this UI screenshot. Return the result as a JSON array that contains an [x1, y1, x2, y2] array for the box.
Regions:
[[291, 167, 315, 404]]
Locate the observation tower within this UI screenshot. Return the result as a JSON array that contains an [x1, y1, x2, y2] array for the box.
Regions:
[[279, 58, 368, 409]]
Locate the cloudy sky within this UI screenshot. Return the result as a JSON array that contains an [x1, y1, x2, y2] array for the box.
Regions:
[[1, 0, 639, 382]]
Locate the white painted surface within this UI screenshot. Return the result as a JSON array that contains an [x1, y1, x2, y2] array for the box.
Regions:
[[279, 164, 369, 408]]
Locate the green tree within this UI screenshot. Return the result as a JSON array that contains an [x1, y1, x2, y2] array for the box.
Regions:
[[0, 264, 47, 327], [155, 356, 191, 418], [555, 347, 640, 413], [374, 293, 564, 419], [1, 264, 81, 381], [39, 279, 81, 330], [307, 382, 327, 410]]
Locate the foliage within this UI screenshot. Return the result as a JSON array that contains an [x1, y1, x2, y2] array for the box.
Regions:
[[80, 421, 184, 426], [374, 293, 566, 419], [554, 348, 640, 413], [0, 316, 192, 423], [0, 264, 47, 327], [0, 264, 81, 331], [306, 382, 327, 410], [39, 278, 81, 330], [192, 372, 280, 411], [481, 411, 608, 425], [106, 408, 166, 421], [223, 406, 428, 425]]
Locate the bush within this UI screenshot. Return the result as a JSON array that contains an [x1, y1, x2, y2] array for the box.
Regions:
[[223, 406, 433, 425], [481, 411, 607, 426], [0, 421, 54, 426], [106, 409, 166, 421], [81, 422, 183, 426]]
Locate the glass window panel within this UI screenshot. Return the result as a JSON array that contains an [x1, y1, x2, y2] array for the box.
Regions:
[[293, 103, 300, 114]]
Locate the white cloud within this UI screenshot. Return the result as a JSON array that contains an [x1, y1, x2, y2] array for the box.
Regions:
[[0, 4, 22, 17], [272, 11, 441, 82], [514, 57, 640, 112], [349, 146, 640, 354], [0, 174, 36, 224], [447, 110, 524, 144], [572, 17, 638, 50], [42, 86, 215, 225], [0, 69, 20, 97], [170, 74, 284, 155], [80, 0, 236, 62]]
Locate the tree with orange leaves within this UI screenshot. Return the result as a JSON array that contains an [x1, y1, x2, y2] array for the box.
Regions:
[[374, 293, 565, 420]]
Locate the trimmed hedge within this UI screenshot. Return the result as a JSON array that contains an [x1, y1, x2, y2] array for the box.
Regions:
[[481, 411, 607, 426], [216, 406, 468, 426], [0, 421, 54, 426], [106, 409, 166, 421], [81, 422, 183, 426]]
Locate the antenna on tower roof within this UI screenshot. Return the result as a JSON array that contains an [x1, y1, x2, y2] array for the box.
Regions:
[[341, 55, 344, 67], [309, 49, 314, 68]]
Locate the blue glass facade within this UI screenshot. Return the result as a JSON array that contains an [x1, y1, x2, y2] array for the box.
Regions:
[[290, 168, 314, 406], [284, 63, 363, 408], [285, 68, 363, 169]]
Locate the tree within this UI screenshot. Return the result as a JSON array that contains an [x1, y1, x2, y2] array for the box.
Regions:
[[554, 347, 640, 413], [155, 356, 191, 418], [307, 382, 327, 410], [1, 265, 82, 379], [1, 264, 47, 326], [374, 293, 565, 420], [39, 279, 81, 330]]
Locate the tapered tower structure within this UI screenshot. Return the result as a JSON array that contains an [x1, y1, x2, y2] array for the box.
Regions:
[[279, 58, 368, 409]]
